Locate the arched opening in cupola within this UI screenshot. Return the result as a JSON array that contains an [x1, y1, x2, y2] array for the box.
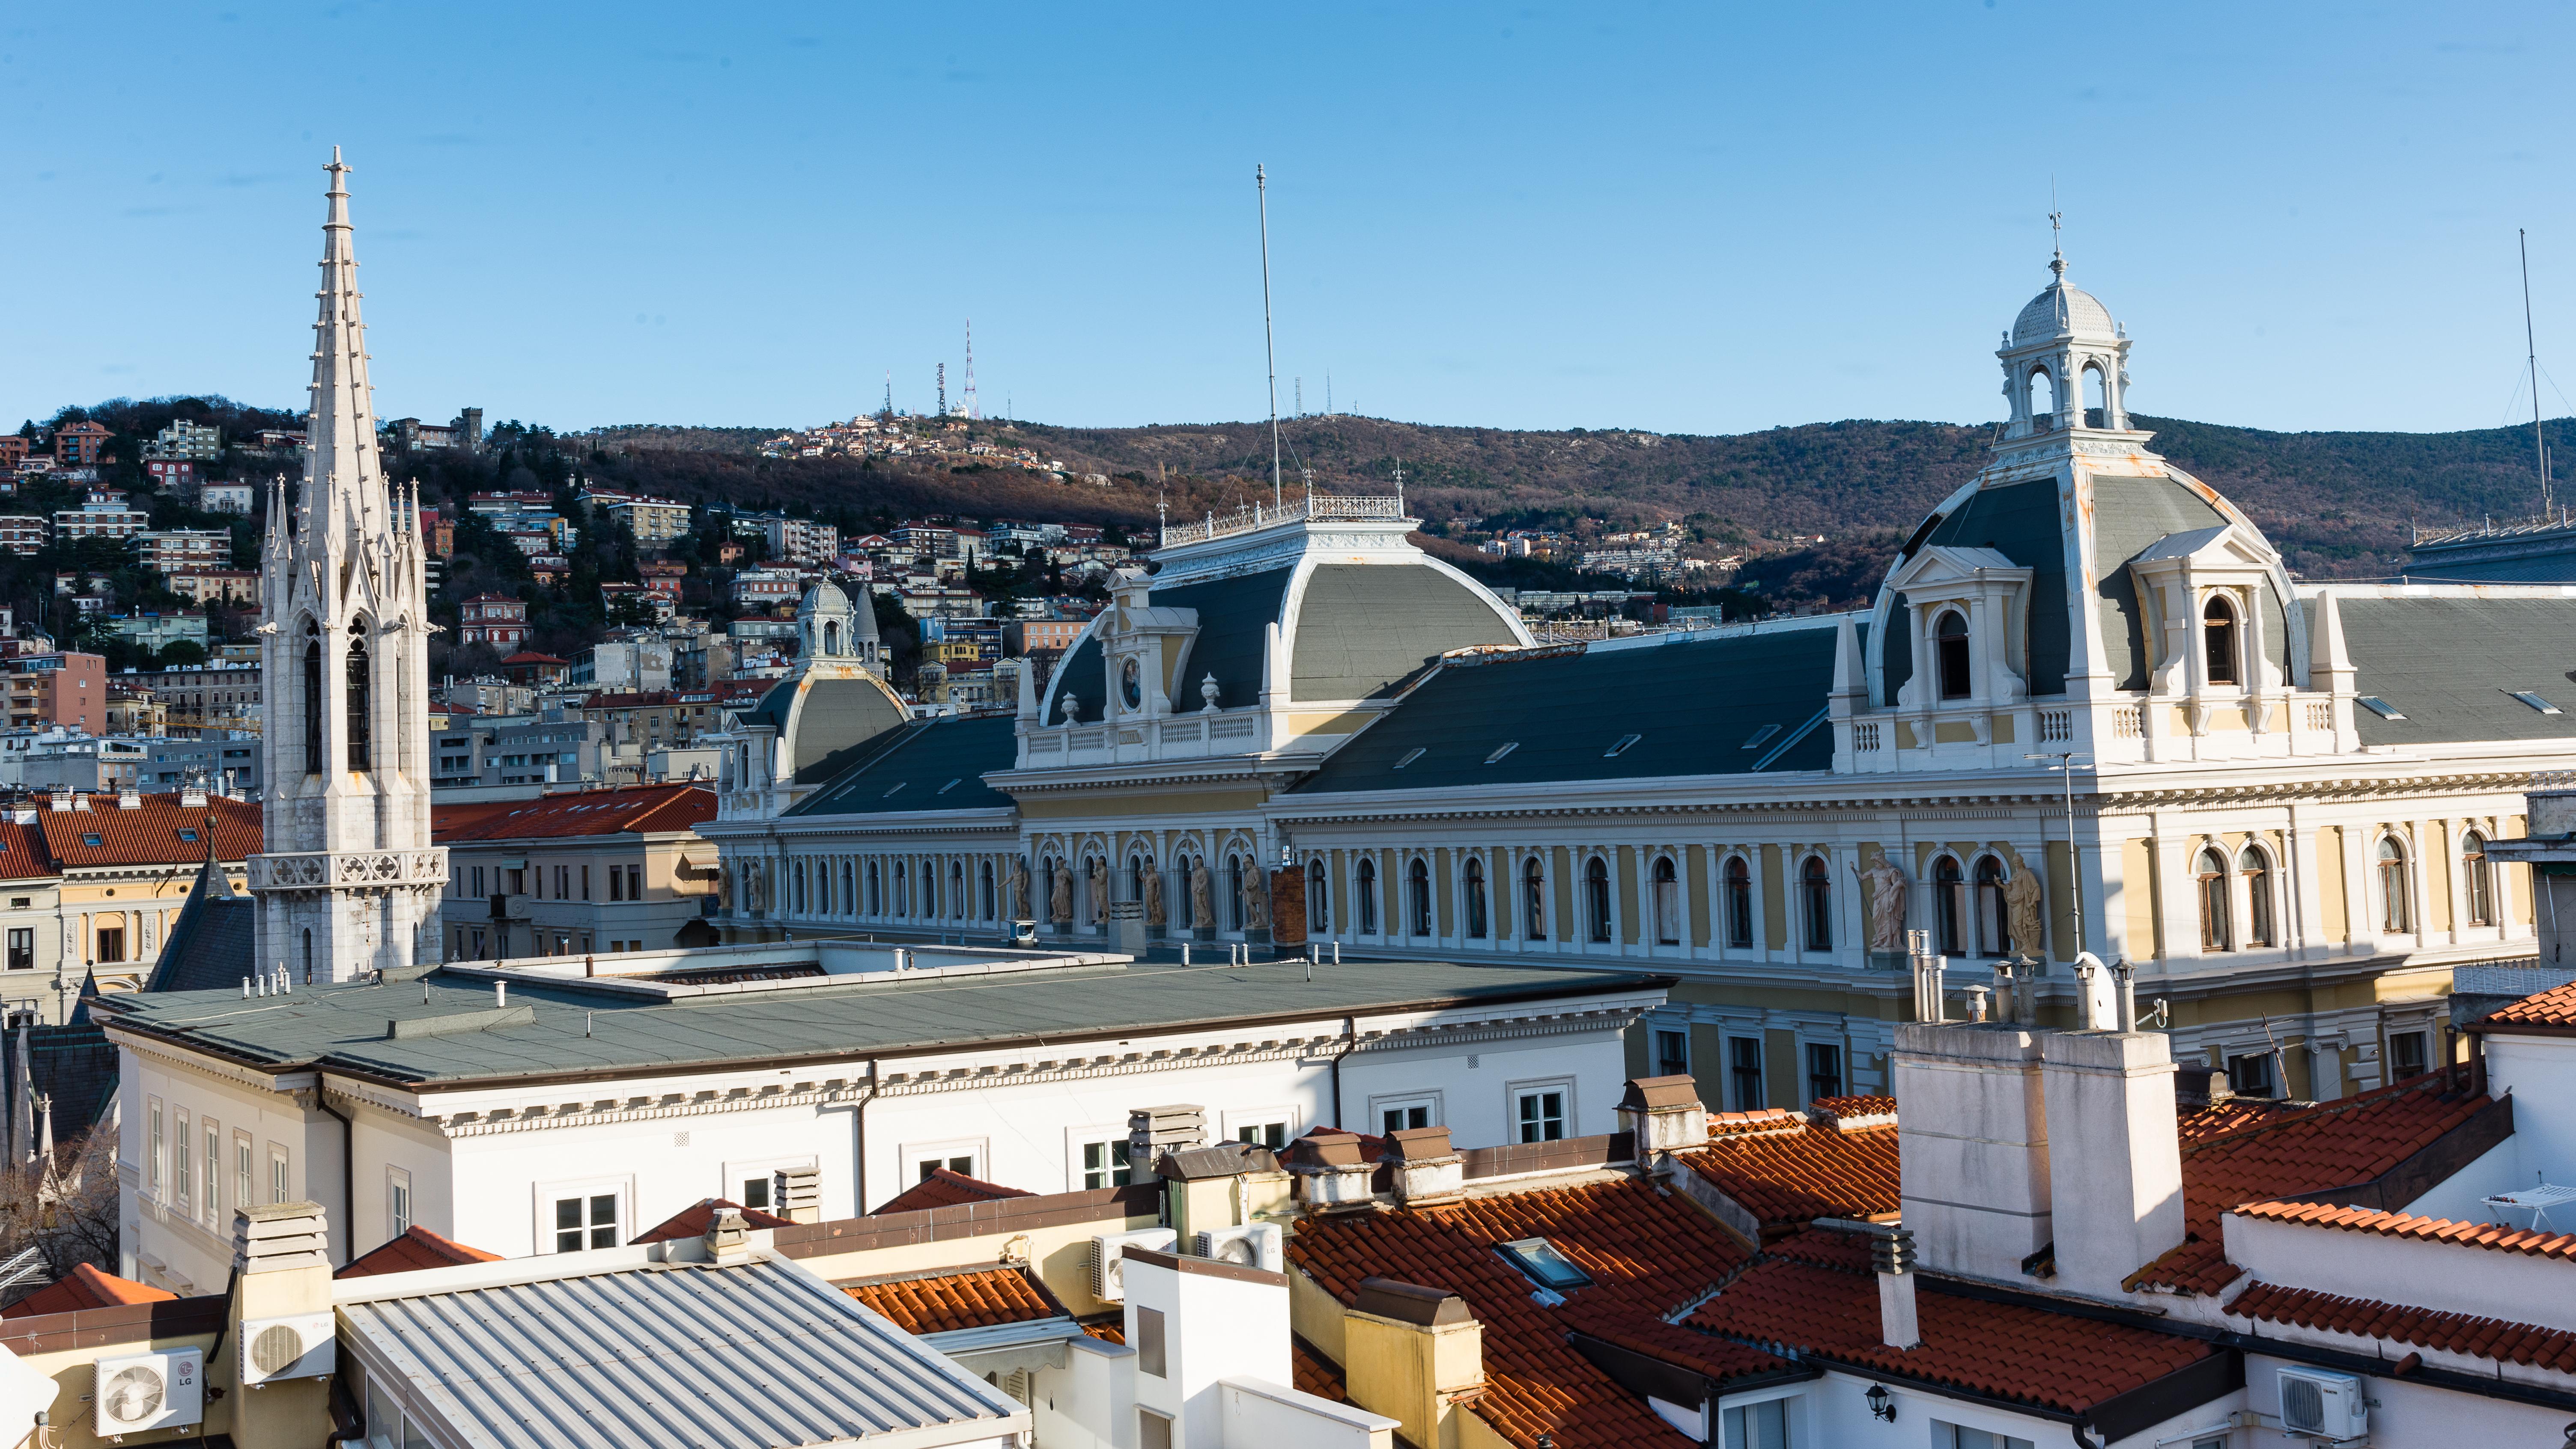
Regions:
[[2082, 362, 2108, 427], [2027, 365, 2057, 421]]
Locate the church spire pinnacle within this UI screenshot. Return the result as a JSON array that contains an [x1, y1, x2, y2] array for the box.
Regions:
[[307, 146, 383, 544]]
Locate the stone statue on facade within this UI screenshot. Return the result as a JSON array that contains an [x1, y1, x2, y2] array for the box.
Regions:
[[1142, 863, 1166, 927], [2004, 868, 2045, 958], [1087, 862, 1108, 923], [1245, 868, 1271, 929], [1049, 862, 1072, 924], [1854, 856, 1909, 953], [1189, 860, 1213, 928]]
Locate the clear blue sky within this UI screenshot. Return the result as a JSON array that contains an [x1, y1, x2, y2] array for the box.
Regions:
[[7, 3, 2573, 438]]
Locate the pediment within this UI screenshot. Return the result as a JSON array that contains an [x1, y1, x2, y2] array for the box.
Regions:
[[1886, 544, 2030, 592], [2126, 523, 2278, 573]]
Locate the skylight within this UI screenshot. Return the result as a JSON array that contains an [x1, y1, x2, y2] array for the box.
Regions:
[[1742, 723, 1782, 750], [1604, 733, 1641, 757], [1496, 1237, 1592, 1291], [1484, 742, 1519, 764], [1393, 747, 1426, 769], [882, 782, 908, 798], [2357, 696, 2406, 721], [937, 778, 961, 793], [80, 834, 101, 847], [2510, 690, 2564, 715], [176, 829, 197, 842]]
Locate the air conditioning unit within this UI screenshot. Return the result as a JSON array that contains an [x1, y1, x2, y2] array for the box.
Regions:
[[2279, 1366, 2368, 1441], [92, 1347, 203, 1437], [1195, 1222, 1284, 1274], [1088, 1227, 1177, 1303], [239, 1312, 337, 1386]]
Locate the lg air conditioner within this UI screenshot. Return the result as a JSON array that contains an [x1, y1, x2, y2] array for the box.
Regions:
[[1088, 1226, 1177, 1303], [239, 1311, 337, 1386], [2279, 1366, 2368, 1442], [92, 1347, 203, 1437], [1194, 1222, 1284, 1274]]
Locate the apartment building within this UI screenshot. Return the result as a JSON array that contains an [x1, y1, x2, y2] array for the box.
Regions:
[[433, 783, 720, 961]]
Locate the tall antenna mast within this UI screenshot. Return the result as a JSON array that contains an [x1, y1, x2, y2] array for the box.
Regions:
[[1257, 164, 1282, 509], [884, 370, 892, 419], [963, 319, 979, 421], [937, 363, 948, 418], [2525, 229, 2549, 518]]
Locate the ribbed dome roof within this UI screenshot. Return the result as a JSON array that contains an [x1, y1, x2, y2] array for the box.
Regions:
[[2012, 280, 2116, 346], [797, 578, 851, 617]]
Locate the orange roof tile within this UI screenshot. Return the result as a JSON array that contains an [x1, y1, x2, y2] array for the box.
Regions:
[[1083, 1318, 1125, 1345], [3, 1263, 173, 1318], [1289, 1175, 1763, 1449], [0, 820, 57, 883], [1685, 1229, 2213, 1416], [2226, 1279, 2576, 1372], [432, 784, 715, 843], [2474, 979, 2576, 1030], [629, 1197, 795, 1245], [2229, 1200, 2576, 1262], [1806, 1094, 1898, 1124], [2176, 1097, 2307, 1144], [1673, 1118, 1900, 1230], [844, 1267, 1060, 1335], [1291, 1337, 1348, 1402], [2128, 1073, 2490, 1294], [335, 1225, 506, 1279], [31, 793, 258, 871], [872, 1167, 1036, 1216]]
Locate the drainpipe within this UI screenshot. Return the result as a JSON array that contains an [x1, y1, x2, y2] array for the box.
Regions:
[[309, 1088, 355, 1265], [1330, 1015, 1358, 1130], [853, 1058, 880, 1213]]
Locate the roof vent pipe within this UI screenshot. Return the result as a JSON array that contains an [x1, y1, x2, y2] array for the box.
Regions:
[[2113, 959, 2138, 1033], [495, 981, 507, 1008]]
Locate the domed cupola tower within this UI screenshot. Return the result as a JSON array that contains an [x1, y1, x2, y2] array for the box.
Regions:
[[1999, 228, 2135, 438]]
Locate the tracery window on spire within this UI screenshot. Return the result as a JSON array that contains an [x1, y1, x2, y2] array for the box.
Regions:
[[345, 635, 371, 771], [302, 623, 323, 775]]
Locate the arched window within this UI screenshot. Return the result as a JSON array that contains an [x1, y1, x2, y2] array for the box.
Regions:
[[1524, 857, 1547, 940], [1800, 855, 1833, 952], [1724, 856, 1754, 948], [867, 861, 881, 915], [980, 861, 996, 920], [1935, 612, 1972, 700], [2203, 595, 2239, 686], [1973, 857, 2008, 957], [1357, 858, 1379, 934], [2082, 361, 2108, 426], [344, 637, 370, 771], [823, 621, 839, 655], [950, 860, 965, 919], [1130, 856, 1148, 912], [1407, 859, 1432, 937], [301, 927, 313, 978], [2028, 365, 2056, 420], [1178, 855, 1199, 929], [894, 861, 909, 916], [2196, 847, 2231, 952], [1308, 859, 1331, 934], [839, 861, 852, 914], [1933, 856, 1965, 956], [2239, 846, 2275, 948], [1084, 859, 1102, 925], [793, 862, 808, 915], [301, 624, 322, 775], [2378, 837, 2412, 934], [1585, 856, 1613, 943], [1227, 855, 1245, 930], [1464, 856, 1488, 939], [2464, 831, 2495, 927], [1652, 856, 1680, 946]]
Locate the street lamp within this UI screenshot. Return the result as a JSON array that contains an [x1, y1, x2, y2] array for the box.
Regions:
[[2025, 751, 2093, 959]]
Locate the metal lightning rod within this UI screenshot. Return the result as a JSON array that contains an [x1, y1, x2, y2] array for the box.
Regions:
[[1258, 164, 1282, 510], [2524, 229, 2550, 519]]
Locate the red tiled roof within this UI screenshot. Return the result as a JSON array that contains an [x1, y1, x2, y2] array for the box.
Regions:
[[1673, 1117, 1900, 1231], [2474, 979, 2576, 1030], [872, 1167, 1037, 1216], [432, 784, 715, 843], [0, 820, 57, 883], [1291, 1337, 1348, 1402], [2229, 1201, 2576, 1262], [500, 651, 569, 665], [2176, 1097, 2308, 1144], [844, 1268, 1059, 1335], [2226, 1279, 2576, 1372], [2129, 1073, 2490, 1294], [1704, 1108, 1804, 1136], [629, 1197, 795, 1245], [335, 1225, 505, 1279], [1289, 1175, 1760, 1449], [3, 1264, 173, 1318], [31, 793, 258, 871], [1686, 1228, 2212, 1416], [1805, 1094, 1898, 1124]]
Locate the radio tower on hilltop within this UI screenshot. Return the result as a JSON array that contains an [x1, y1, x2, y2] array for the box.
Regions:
[[937, 363, 948, 417], [963, 319, 980, 420]]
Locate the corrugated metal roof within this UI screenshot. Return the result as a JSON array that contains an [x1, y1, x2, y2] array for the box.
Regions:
[[340, 1257, 1027, 1449]]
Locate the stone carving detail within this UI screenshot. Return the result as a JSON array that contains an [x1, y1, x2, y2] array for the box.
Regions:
[[1086, 862, 1107, 923], [1855, 856, 1908, 953], [1050, 863, 1073, 924], [1142, 865, 1166, 927], [2004, 868, 2046, 957], [1245, 869, 1271, 930], [1188, 860, 1213, 927], [251, 848, 446, 892]]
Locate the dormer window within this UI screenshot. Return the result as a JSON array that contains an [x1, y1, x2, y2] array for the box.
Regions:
[[2202, 595, 2239, 685], [1935, 612, 1971, 699]]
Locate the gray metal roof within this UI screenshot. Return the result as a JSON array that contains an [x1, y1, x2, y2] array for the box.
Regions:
[[1291, 563, 1520, 701], [97, 957, 1666, 1090], [1290, 626, 1836, 796], [341, 1256, 1026, 1449], [786, 715, 1017, 817], [1157, 567, 1293, 712], [2322, 593, 2576, 745]]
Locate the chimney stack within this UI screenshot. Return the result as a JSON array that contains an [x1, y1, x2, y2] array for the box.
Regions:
[[1873, 1226, 1920, 1350], [1345, 1279, 1485, 1449], [1893, 1022, 2051, 1281], [2039, 1029, 2185, 1300], [1281, 1130, 1376, 1214], [1615, 1075, 1708, 1155], [1385, 1127, 1464, 1208]]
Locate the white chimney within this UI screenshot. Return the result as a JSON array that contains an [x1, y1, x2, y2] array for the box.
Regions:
[[2039, 1029, 2185, 1300], [1893, 1022, 2051, 1282], [1873, 1228, 1920, 1350]]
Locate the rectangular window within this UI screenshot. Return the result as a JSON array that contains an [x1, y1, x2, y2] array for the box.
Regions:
[[740, 1175, 771, 1210], [1139, 1408, 1174, 1449], [149, 1098, 164, 1198], [507, 868, 525, 895], [552, 1191, 621, 1252], [388, 1167, 412, 1238], [1655, 1029, 1689, 1079], [1135, 1306, 1167, 1378], [1941, 1425, 2035, 1449], [3, 930, 29, 971], [235, 1133, 253, 1215], [1730, 1037, 1766, 1111], [1721, 1397, 1790, 1449], [2227, 1051, 2278, 1099], [270, 1145, 289, 1203], [582, 865, 591, 900], [917, 1152, 976, 1181], [472, 866, 485, 896], [610, 867, 624, 902], [1082, 1140, 1132, 1190], [1234, 1121, 1290, 1151], [202, 1118, 220, 1218], [173, 1109, 191, 1210], [627, 864, 643, 900], [2389, 1030, 2429, 1079], [97, 926, 124, 963], [1516, 1088, 1566, 1143], [1806, 1043, 1844, 1103], [1377, 1095, 1437, 1136]]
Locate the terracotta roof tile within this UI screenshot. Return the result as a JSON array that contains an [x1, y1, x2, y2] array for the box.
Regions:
[[1805, 1094, 1899, 1128], [844, 1267, 1060, 1335], [1687, 1229, 2212, 1415], [431, 784, 715, 843], [3, 1264, 173, 1317], [2229, 1200, 2576, 1262], [0, 821, 57, 883], [1704, 1108, 1804, 1137], [2225, 1279, 2576, 1372], [1082, 1318, 1125, 1345], [334, 1225, 505, 1279], [2475, 978, 2576, 1029], [32, 793, 258, 871], [1288, 1175, 1761, 1449], [629, 1197, 796, 1245], [871, 1167, 1037, 1216], [1291, 1337, 1348, 1402], [2176, 1098, 2308, 1144], [1672, 1118, 1900, 1230]]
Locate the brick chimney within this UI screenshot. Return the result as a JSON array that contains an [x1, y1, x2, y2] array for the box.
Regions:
[[1385, 1127, 1463, 1208], [1616, 1075, 1708, 1154], [1281, 1130, 1376, 1214], [1344, 1278, 1485, 1449]]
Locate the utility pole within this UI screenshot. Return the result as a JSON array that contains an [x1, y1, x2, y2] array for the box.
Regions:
[[2025, 751, 2093, 958], [1257, 164, 1282, 509]]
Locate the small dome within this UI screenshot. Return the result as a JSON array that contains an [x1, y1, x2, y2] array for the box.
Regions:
[[797, 579, 851, 617], [2012, 281, 2116, 346]]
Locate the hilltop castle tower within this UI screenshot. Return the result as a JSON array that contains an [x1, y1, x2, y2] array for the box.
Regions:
[[248, 150, 445, 981]]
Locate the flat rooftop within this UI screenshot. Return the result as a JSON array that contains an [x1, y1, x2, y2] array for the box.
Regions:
[[94, 942, 1667, 1091]]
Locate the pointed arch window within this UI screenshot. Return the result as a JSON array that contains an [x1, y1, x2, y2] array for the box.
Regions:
[[2239, 846, 2275, 947], [1584, 856, 1613, 944], [1464, 856, 1488, 939], [2378, 837, 2412, 934], [1935, 612, 1972, 700], [1524, 857, 1547, 941], [344, 636, 370, 771], [301, 625, 323, 775], [2196, 847, 2231, 952], [1724, 856, 1755, 949], [2203, 595, 2240, 686], [2464, 831, 2495, 927], [1933, 856, 1965, 956]]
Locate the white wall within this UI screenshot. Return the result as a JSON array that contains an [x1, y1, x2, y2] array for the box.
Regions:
[[2224, 1211, 2576, 1333], [1124, 1253, 1291, 1449], [2243, 1354, 2563, 1449], [117, 1041, 335, 1292], [2483, 1032, 2576, 1191], [1337, 1022, 1628, 1146]]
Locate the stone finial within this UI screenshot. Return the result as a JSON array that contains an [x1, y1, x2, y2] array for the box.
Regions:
[[1199, 672, 1219, 708]]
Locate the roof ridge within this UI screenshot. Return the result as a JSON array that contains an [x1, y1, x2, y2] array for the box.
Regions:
[[2180, 1071, 2473, 1158]]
